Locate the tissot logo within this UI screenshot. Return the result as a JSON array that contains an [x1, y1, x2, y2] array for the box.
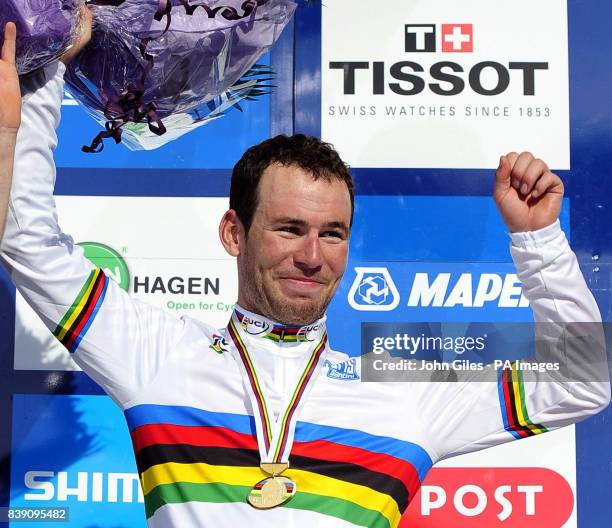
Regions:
[[330, 21, 546, 97], [405, 24, 473, 53]]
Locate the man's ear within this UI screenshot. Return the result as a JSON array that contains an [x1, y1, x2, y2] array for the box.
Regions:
[[219, 209, 245, 257]]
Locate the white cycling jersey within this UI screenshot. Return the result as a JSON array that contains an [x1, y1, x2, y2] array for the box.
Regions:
[[1, 62, 609, 528]]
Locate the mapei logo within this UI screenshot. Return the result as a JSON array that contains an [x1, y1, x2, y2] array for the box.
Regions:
[[348, 267, 400, 311], [325, 358, 360, 380], [405, 24, 473, 53]]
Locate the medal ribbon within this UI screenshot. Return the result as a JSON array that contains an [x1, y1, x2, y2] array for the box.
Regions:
[[227, 318, 327, 463], [271, 336, 326, 461], [227, 320, 273, 452]]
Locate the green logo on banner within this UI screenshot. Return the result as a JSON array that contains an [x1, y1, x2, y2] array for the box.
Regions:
[[77, 242, 130, 292]]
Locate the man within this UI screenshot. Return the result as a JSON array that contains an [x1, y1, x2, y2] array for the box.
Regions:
[[0, 18, 609, 528]]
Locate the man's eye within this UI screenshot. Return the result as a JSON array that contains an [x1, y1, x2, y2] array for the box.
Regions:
[[279, 226, 300, 235], [322, 231, 344, 239]]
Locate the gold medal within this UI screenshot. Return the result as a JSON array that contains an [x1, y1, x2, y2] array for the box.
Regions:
[[247, 462, 296, 509], [247, 475, 296, 509]]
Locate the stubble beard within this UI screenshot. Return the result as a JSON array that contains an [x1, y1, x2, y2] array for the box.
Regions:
[[240, 268, 334, 326]]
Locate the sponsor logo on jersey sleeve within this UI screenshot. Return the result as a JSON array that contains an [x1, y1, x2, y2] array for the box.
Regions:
[[324, 358, 360, 380]]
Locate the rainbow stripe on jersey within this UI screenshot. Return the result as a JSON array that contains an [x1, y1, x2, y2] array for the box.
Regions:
[[125, 404, 432, 528], [498, 362, 548, 439], [53, 268, 109, 353]]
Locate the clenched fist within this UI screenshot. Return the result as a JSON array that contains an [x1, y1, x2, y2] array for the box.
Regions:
[[493, 151, 564, 233]]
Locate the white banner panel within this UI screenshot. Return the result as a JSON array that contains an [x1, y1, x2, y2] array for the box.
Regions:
[[322, 0, 570, 169], [14, 196, 237, 371], [426, 427, 577, 527]]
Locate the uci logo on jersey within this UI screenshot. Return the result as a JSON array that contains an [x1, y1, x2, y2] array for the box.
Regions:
[[297, 323, 323, 342], [325, 358, 360, 380], [241, 316, 271, 335], [348, 267, 400, 311]]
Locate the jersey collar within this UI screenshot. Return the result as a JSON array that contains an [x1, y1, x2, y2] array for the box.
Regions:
[[230, 305, 327, 344]]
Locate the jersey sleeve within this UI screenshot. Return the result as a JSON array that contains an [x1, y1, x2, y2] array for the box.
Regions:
[[0, 61, 186, 407], [419, 220, 610, 461]]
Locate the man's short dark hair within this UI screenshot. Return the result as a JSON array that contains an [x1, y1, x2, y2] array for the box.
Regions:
[[230, 134, 354, 233]]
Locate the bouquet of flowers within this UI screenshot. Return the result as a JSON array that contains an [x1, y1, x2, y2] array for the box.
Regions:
[[64, 0, 297, 151], [0, 0, 84, 75]]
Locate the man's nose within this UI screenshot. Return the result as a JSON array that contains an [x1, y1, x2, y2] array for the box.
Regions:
[[294, 232, 324, 270]]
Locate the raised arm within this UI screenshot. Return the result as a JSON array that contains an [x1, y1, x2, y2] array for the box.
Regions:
[[494, 152, 607, 327], [0, 11, 186, 407], [0, 23, 20, 241], [417, 153, 609, 461]]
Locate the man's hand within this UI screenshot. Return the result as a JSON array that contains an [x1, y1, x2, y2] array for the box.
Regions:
[[59, 6, 93, 65], [0, 22, 20, 132], [493, 151, 564, 233]]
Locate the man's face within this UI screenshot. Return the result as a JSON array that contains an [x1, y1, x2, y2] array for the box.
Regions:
[[237, 163, 351, 326]]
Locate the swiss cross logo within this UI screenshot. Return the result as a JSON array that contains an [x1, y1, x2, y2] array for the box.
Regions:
[[441, 24, 473, 52]]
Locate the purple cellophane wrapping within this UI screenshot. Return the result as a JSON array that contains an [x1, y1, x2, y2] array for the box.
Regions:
[[64, 0, 297, 151], [0, 0, 82, 75]]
